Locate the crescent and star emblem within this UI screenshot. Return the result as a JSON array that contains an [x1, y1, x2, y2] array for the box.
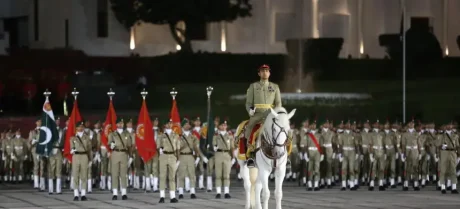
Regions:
[[39, 126, 52, 145], [136, 124, 145, 140], [104, 124, 112, 136]]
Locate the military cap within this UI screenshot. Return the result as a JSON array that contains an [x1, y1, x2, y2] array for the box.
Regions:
[[194, 116, 201, 121], [164, 118, 173, 124], [258, 64, 270, 71], [181, 118, 190, 126], [126, 118, 133, 124], [310, 119, 317, 124], [363, 119, 370, 124], [302, 118, 309, 123], [15, 128, 21, 132], [116, 118, 124, 124], [56, 116, 61, 120], [94, 120, 101, 124], [220, 119, 228, 125], [318, 119, 329, 125], [76, 121, 85, 127], [344, 119, 351, 125], [36, 116, 41, 121], [153, 116, 159, 121]]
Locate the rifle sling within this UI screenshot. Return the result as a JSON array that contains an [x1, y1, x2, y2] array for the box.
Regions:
[[181, 135, 194, 155], [165, 133, 178, 158]]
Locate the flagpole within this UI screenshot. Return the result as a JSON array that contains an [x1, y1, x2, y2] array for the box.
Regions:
[[402, 0, 406, 124], [43, 89, 51, 155], [108, 88, 115, 101], [206, 86, 213, 155], [71, 88, 79, 101]]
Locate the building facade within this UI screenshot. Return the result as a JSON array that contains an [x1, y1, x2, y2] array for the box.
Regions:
[[0, 0, 459, 57]]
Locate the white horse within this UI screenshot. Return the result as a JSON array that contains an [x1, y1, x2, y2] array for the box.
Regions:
[[235, 107, 296, 209]]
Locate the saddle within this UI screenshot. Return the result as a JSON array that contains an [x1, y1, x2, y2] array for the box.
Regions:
[[235, 120, 262, 160]]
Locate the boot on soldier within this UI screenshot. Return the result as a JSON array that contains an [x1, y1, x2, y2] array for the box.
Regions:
[[246, 149, 255, 168]]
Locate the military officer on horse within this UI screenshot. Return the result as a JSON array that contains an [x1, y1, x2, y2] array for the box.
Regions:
[[243, 64, 282, 168]]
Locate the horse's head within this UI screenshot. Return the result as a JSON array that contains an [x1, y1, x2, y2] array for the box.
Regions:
[[262, 107, 296, 159]]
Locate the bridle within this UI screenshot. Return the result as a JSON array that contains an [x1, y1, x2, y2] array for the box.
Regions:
[[260, 111, 290, 160]]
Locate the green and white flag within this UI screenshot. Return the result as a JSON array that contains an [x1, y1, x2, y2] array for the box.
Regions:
[[36, 97, 59, 157]]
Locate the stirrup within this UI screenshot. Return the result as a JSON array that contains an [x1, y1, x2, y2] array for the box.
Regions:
[[246, 158, 255, 168]]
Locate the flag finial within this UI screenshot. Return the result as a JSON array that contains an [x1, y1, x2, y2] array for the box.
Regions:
[[43, 89, 51, 98], [170, 88, 178, 100], [107, 88, 115, 100], [71, 88, 79, 100], [206, 86, 214, 98], [141, 88, 148, 100]]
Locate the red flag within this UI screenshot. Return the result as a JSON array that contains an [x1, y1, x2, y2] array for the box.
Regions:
[[135, 100, 156, 162], [101, 100, 117, 152], [170, 99, 181, 134], [63, 100, 82, 162]]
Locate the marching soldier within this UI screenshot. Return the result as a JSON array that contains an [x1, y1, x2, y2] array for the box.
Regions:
[[299, 119, 309, 186], [70, 121, 92, 201], [369, 120, 385, 191], [191, 116, 206, 190], [417, 122, 429, 187], [338, 120, 358, 190], [391, 121, 403, 185], [320, 120, 335, 188], [333, 121, 345, 185], [145, 117, 160, 192], [12, 129, 28, 184], [425, 122, 438, 183], [109, 118, 133, 200], [0, 130, 5, 182], [177, 118, 209, 199], [401, 119, 420, 191], [438, 122, 459, 194], [286, 122, 300, 181], [48, 117, 64, 194], [97, 121, 110, 191], [304, 120, 323, 191], [383, 120, 397, 188], [213, 119, 235, 198], [125, 118, 141, 190], [360, 120, 372, 185], [206, 117, 220, 192], [2, 130, 13, 182], [82, 120, 96, 193], [29, 118, 46, 191], [351, 121, 362, 189], [91, 121, 103, 190], [157, 118, 181, 203], [244, 64, 282, 168]]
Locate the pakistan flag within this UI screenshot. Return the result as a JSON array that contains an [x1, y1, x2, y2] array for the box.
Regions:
[[36, 97, 59, 157]]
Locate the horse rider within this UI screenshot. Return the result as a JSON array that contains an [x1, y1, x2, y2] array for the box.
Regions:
[[244, 64, 282, 168]]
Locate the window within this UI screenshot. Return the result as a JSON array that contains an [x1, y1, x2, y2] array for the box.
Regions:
[[274, 13, 296, 42], [186, 21, 207, 40], [97, 0, 109, 38], [34, 0, 39, 41]]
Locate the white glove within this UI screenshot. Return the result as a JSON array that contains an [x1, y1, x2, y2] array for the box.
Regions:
[[303, 153, 309, 162], [332, 152, 336, 159], [32, 139, 38, 145], [370, 154, 374, 163], [213, 146, 218, 152], [202, 157, 209, 164], [24, 155, 28, 160], [10, 153, 16, 160], [320, 154, 324, 162], [249, 107, 256, 116], [195, 157, 200, 166], [128, 157, 133, 166], [418, 154, 422, 161], [107, 152, 111, 158], [175, 161, 180, 170], [339, 154, 343, 162], [159, 148, 164, 155], [355, 154, 359, 160], [110, 142, 116, 150], [89, 133, 94, 139], [426, 154, 431, 161], [442, 144, 448, 150], [299, 153, 303, 160], [401, 154, 406, 162], [88, 161, 92, 167], [70, 149, 76, 154], [360, 155, 364, 161], [63, 158, 67, 164], [52, 149, 58, 155], [2, 154, 5, 161], [395, 153, 399, 160], [231, 158, 236, 165], [36, 155, 40, 160], [233, 149, 238, 158]]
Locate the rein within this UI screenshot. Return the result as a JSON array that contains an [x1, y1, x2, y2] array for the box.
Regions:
[[256, 111, 290, 167]]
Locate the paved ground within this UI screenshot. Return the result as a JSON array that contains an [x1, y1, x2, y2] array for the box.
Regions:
[[0, 182, 459, 209]]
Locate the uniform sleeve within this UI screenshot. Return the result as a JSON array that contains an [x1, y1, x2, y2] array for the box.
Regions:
[[176, 135, 181, 151], [108, 133, 114, 144], [158, 135, 163, 148], [274, 84, 282, 108], [87, 138, 93, 160], [245, 83, 254, 114], [70, 137, 75, 150], [212, 135, 217, 147]]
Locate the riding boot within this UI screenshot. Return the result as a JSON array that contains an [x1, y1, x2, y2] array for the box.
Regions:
[[246, 152, 255, 168]]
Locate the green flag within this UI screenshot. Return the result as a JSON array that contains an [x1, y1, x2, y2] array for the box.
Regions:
[[36, 97, 59, 157]]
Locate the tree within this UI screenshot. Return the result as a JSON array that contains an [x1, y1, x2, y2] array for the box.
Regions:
[[110, 0, 253, 53]]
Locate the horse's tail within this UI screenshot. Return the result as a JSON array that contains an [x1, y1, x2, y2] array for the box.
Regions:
[[249, 168, 258, 207]]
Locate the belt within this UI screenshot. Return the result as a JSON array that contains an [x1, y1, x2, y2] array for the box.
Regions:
[[217, 149, 229, 152], [180, 152, 193, 155], [74, 152, 87, 155], [372, 146, 383, 150], [385, 145, 394, 149], [308, 147, 318, 151], [362, 145, 368, 148], [443, 148, 457, 151], [343, 147, 354, 151], [254, 104, 274, 109], [406, 146, 417, 150], [53, 146, 61, 149], [163, 151, 175, 154], [114, 149, 127, 152], [323, 144, 332, 148]]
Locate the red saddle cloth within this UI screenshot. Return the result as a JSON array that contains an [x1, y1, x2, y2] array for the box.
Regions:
[[238, 123, 261, 155]]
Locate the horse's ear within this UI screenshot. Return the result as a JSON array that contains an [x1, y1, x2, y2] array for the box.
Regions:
[[270, 108, 279, 117], [287, 109, 296, 119]]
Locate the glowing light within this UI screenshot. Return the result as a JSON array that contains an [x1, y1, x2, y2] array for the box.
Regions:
[[221, 22, 226, 52], [445, 47, 449, 56], [176, 45, 181, 50], [359, 42, 364, 55], [130, 27, 135, 50]]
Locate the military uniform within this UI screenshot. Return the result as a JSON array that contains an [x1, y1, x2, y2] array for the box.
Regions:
[[97, 123, 110, 190], [144, 118, 160, 192], [286, 125, 300, 181], [108, 118, 133, 200], [417, 127, 430, 187], [401, 122, 420, 191], [391, 123, 403, 185], [157, 118, 180, 203], [383, 127, 397, 188], [438, 126, 459, 194], [359, 122, 372, 185], [2, 132, 13, 182], [304, 121, 323, 191], [28, 120, 46, 190], [244, 65, 282, 167], [338, 122, 359, 190], [191, 117, 206, 189], [48, 124, 64, 194], [213, 119, 235, 198], [177, 118, 208, 199], [320, 121, 335, 188], [299, 122, 309, 186], [70, 121, 92, 201], [369, 122, 385, 190], [425, 123, 439, 182], [125, 119, 140, 190]]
